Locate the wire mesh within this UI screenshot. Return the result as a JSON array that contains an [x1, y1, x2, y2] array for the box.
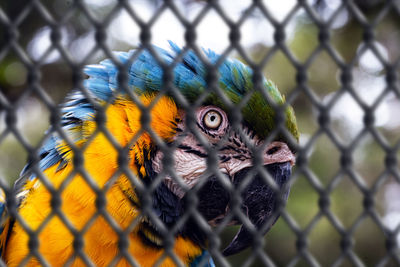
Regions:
[[0, 0, 400, 266]]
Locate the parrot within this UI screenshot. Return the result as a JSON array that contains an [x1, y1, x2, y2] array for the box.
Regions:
[[0, 42, 298, 267]]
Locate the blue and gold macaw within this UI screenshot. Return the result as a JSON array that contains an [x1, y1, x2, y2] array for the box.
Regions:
[[0, 42, 298, 266]]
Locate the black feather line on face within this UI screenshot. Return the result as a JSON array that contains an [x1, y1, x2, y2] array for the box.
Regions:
[[142, 151, 182, 222], [133, 151, 182, 248], [177, 145, 208, 158], [196, 122, 218, 138]]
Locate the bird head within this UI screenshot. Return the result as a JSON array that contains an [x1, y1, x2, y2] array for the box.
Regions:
[[75, 42, 299, 256]]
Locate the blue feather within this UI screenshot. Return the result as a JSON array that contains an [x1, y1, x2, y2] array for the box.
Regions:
[[190, 250, 215, 267]]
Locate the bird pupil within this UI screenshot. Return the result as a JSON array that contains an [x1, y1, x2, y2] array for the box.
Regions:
[[210, 116, 215, 121]]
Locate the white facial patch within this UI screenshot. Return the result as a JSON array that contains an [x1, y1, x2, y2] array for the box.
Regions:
[[152, 148, 208, 198]]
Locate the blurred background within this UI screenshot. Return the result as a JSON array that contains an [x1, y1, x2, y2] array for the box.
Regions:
[[0, 0, 400, 266]]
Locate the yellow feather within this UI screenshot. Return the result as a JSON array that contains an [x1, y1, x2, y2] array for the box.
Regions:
[[5, 95, 202, 266]]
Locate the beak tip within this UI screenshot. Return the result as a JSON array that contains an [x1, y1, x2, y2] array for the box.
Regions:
[[222, 240, 247, 256], [222, 162, 293, 256], [221, 225, 253, 256]]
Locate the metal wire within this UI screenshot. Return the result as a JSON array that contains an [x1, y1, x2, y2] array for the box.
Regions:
[[0, 0, 399, 266]]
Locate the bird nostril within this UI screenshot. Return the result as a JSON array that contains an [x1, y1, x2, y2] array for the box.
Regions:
[[266, 146, 280, 155]]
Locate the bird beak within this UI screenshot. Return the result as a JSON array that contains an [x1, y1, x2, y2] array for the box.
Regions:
[[222, 161, 292, 256]]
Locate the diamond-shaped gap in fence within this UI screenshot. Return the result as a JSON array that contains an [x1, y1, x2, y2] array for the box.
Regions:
[[327, 21, 364, 65], [330, 173, 364, 229], [35, 62, 76, 106], [285, 173, 319, 230], [55, 171, 101, 228], [150, 8, 186, 47], [307, 216, 343, 266], [0, 128, 29, 184], [196, 8, 231, 53], [235, 7, 278, 64], [376, 174, 400, 226], [67, 30, 104, 65], [261, 49, 296, 97], [326, 90, 365, 147], [106, 7, 142, 49], [0, 58, 28, 97], [285, 12, 321, 64], [306, 50, 341, 99], [1, 50, 34, 104], [371, 92, 400, 147], [0, 98, 49, 183], [352, 216, 388, 265], [352, 56, 387, 109], [307, 133, 341, 187], [261, 212, 298, 266], [353, 133, 386, 188]]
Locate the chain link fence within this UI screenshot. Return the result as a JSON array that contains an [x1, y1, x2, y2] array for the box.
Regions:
[[0, 0, 400, 266]]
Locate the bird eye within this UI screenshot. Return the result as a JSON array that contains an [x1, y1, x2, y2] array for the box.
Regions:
[[203, 110, 222, 129]]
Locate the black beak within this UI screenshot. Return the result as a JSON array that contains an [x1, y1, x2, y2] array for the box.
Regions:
[[222, 162, 292, 256]]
